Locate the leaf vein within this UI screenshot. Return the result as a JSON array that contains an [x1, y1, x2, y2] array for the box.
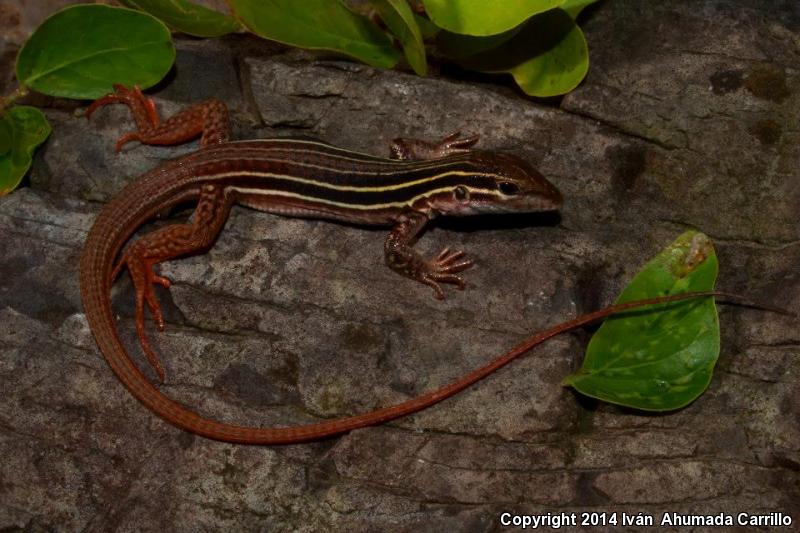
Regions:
[[23, 41, 169, 86]]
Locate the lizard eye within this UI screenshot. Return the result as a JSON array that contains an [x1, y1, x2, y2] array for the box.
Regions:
[[454, 185, 470, 201], [498, 182, 520, 196]]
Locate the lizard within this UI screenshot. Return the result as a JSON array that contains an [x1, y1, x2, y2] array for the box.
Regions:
[[80, 85, 725, 444]]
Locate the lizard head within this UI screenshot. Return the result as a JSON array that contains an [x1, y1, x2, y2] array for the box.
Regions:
[[425, 151, 563, 216]]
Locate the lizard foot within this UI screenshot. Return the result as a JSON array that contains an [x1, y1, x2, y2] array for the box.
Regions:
[[390, 131, 480, 160], [115, 245, 173, 382], [86, 84, 160, 152], [86, 84, 158, 124], [421, 247, 475, 300]]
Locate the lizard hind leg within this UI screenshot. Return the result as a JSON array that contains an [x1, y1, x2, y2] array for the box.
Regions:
[[115, 185, 235, 382], [87, 84, 231, 152]]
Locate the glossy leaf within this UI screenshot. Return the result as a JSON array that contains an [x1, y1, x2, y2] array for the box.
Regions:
[[370, 0, 427, 75], [564, 231, 720, 411], [16, 5, 175, 99], [561, 0, 600, 18], [228, 0, 401, 69], [119, 0, 240, 37], [0, 107, 51, 196], [423, 0, 563, 36], [457, 9, 588, 97]]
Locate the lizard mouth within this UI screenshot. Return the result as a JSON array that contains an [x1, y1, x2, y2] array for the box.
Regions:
[[503, 185, 563, 213]]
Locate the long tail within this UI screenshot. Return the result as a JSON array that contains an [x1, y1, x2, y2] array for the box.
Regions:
[[81, 193, 775, 443]]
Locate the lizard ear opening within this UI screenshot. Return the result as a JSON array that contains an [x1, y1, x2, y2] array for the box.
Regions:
[[454, 185, 470, 202]]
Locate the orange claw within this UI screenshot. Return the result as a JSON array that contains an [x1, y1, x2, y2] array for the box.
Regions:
[[85, 92, 119, 120], [114, 132, 141, 153]]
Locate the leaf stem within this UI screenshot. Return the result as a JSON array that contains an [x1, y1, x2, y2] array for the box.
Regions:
[[0, 85, 30, 113]]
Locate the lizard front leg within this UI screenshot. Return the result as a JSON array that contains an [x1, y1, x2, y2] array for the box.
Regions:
[[115, 184, 235, 381], [385, 211, 475, 300], [87, 84, 230, 151]]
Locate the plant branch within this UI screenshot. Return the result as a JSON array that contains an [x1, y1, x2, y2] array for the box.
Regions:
[[0, 85, 30, 112]]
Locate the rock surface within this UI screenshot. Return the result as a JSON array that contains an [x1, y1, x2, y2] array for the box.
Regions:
[[1, 1, 798, 531]]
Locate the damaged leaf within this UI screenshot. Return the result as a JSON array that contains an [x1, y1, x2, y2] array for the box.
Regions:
[[564, 231, 720, 411]]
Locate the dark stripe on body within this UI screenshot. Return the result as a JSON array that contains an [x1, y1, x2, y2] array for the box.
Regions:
[[181, 142, 498, 187], [221, 172, 498, 205]]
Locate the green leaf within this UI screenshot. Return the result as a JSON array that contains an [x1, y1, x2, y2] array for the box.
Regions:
[[436, 25, 523, 60], [457, 9, 588, 97], [414, 13, 440, 39], [564, 231, 720, 411], [228, 0, 401, 69], [561, 0, 599, 19], [423, 0, 564, 36], [16, 5, 175, 99], [0, 119, 11, 156], [118, 0, 240, 37], [369, 0, 427, 75], [0, 106, 51, 196]]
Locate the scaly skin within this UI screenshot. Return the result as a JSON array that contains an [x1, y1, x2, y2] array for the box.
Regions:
[[80, 86, 725, 444]]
